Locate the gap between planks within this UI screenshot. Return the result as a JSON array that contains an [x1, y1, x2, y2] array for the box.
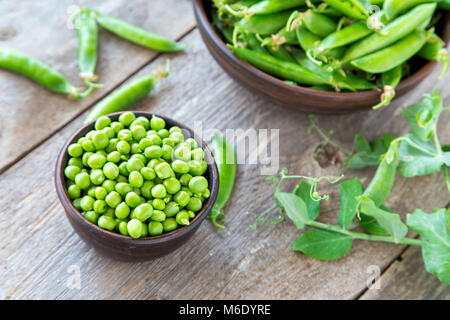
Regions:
[[0, 25, 196, 176]]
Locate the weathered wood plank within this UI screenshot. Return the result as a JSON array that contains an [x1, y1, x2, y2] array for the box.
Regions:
[[360, 246, 450, 300], [0, 28, 449, 299], [0, 0, 195, 173]]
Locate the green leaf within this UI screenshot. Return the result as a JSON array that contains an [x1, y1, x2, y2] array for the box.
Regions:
[[275, 192, 309, 230], [399, 134, 450, 177], [360, 205, 395, 235], [402, 89, 442, 142], [292, 229, 352, 261], [346, 134, 395, 169], [293, 181, 320, 220], [338, 177, 364, 229], [359, 196, 408, 240], [407, 209, 450, 284]]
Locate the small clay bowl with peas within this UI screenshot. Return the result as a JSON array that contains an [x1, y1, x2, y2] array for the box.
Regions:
[[55, 111, 219, 261]]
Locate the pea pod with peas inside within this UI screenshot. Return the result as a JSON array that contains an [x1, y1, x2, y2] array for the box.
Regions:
[[209, 133, 237, 229], [84, 60, 170, 122], [0, 47, 95, 99]]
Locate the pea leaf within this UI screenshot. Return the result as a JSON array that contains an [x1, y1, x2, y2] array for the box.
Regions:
[[359, 196, 408, 241], [346, 134, 395, 169], [338, 177, 363, 229], [293, 181, 320, 220], [359, 205, 396, 235], [399, 134, 450, 177], [402, 89, 442, 142], [292, 229, 352, 261], [275, 192, 309, 230], [407, 209, 450, 284]]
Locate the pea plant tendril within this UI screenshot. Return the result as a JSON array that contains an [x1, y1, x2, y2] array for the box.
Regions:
[[252, 90, 450, 284]]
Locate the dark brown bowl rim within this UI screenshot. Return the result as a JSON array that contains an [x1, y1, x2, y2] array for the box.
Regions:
[[194, 0, 450, 98], [55, 111, 219, 245]]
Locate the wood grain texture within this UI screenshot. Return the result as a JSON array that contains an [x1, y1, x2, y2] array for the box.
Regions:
[[0, 0, 195, 173], [360, 246, 450, 300], [0, 25, 448, 299]]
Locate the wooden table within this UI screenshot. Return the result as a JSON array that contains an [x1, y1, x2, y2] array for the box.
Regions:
[[0, 0, 449, 300]]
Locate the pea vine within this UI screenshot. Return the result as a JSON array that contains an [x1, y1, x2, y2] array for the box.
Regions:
[[252, 90, 450, 284]]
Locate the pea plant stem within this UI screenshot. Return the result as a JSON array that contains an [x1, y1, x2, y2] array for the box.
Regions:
[[443, 166, 450, 195], [306, 220, 423, 246]]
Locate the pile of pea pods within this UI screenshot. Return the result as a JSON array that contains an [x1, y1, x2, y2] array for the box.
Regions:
[[212, 0, 449, 109]]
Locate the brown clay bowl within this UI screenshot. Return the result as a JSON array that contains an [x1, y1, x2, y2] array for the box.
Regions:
[[194, 0, 450, 114], [55, 112, 219, 261]]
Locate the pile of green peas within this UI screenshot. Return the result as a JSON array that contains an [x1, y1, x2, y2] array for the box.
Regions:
[[64, 111, 211, 239]]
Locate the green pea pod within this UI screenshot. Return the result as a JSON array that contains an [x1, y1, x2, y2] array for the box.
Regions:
[[295, 25, 321, 52], [92, 10, 185, 52], [342, 3, 437, 63], [302, 11, 338, 38], [267, 45, 297, 63], [362, 140, 400, 206], [260, 28, 298, 47], [417, 33, 448, 79], [237, 10, 293, 35], [228, 45, 329, 85], [0, 47, 94, 99], [372, 64, 402, 110], [247, 0, 308, 15], [84, 61, 170, 123], [351, 30, 427, 73], [321, 0, 370, 20], [74, 9, 103, 88], [383, 0, 443, 20], [245, 34, 271, 55], [211, 8, 234, 44], [209, 133, 237, 229], [439, 0, 450, 9], [316, 21, 373, 53]]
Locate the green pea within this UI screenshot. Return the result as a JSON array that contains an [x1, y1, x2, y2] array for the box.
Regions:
[[64, 165, 81, 181], [151, 184, 167, 199], [174, 145, 191, 161], [188, 176, 208, 194], [118, 162, 129, 176], [148, 158, 162, 169], [179, 173, 192, 186], [151, 210, 166, 222], [202, 188, 210, 198], [141, 167, 156, 180], [188, 160, 207, 176], [94, 116, 111, 130], [85, 211, 99, 224], [73, 198, 82, 210], [169, 131, 184, 144], [102, 127, 115, 139], [141, 181, 155, 198], [116, 140, 131, 154], [98, 215, 117, 231], [67, 185, 81, 199], [80, 139, 95, 152], [115, 202, 131, 219], [187, 197, 203, 212], [163, 194, 172, 203], [118, 221, 129, 235], [92, 131, 109, 150], [187, 210, 195, 219], [131, 143, 141, 154], [191, 148, 205, 161], [144, 146, 163, 159], [67, 157, 83, 169], [138, 138, 153, 151], [148, 221, 163, 236], [115, 182, 133, 196], [131, 125, 147, 141], [131, 116, 150, 130], [150, 115, 166, 131], [173, 190, 191, 207], [176, 210, 190, 226], [126, 160, 146, 176], [105, 138, 118, 153], [125, 191, 142, 208], [104, 207, 115, 217], [80, 195, 95, 211], [134, 203, 153, 221], [68, 143, 83, 157], [111, 121, 124, 133], [93, 200, 107, 214], [127, 219, 143, 239], [82, 152, 93, 166], [87, 186, 97, 198], [105, 191, 122, 208], [162, 138, 176, 147], [118, 129, 132, 141], [163, 218, 178, 232], [87, 154, 106, 169], [169, 126, 182, 134], [146, 133, 162, 146], [96, 150, 108, 157], [155, 162, 174, 179], [90, 169, 105, 185], [117, 175, 128, 183], [152, 199, 166, 210], [164, 201, 180, 217], [102, 180, 117, 193], [95, 186, 108, 200], [163, 177, 181, 194], [185, 138, 198, 149], [171, 160, 190, 174], [129, 171, 144, 188], [102, 162, 119, 180], [119, 111, 136, 127], [161, 144, 173, 162], [75, 172, 91, 189], [158, 128, 169, 139]]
